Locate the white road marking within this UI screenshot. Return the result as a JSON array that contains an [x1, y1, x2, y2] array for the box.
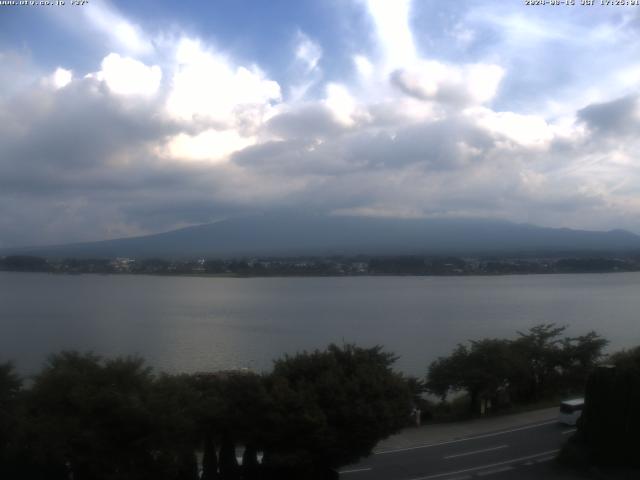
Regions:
[[375, 420, 557, 455], [477, 465, 514, 476], [535, 456, 556, 463], [339, 467, 372, 474], [443, 445, 508, 460], [562, 428, 577, 435], [405, 449, 560, 480]]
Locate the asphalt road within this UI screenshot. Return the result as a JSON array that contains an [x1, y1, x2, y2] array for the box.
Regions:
[[339, 420, 579, 480]]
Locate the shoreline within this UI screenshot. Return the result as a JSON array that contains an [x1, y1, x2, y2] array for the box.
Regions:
[[1, 269, 639, 279]]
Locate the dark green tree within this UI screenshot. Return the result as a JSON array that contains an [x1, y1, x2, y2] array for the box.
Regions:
[[262, 344, 412, 476], [427, 324, 606, 414], [149, 373, 202, 480], [191, 373, 226, 480], [201, 433, 220, 480], [0, 362, 22, 477], [215, 372, 270, 479], [559, 331, 608, 392], [509, 323, 567, 402], [190, 371, 269, 480], [427, 340, 514, 414], [426, 345, 467, 402], [608, 345, 640, 367], [25, 352, 156, 480], [0, 255, 50, 272]]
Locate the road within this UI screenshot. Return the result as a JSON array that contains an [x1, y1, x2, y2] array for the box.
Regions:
[[339, 419, 581, 480]]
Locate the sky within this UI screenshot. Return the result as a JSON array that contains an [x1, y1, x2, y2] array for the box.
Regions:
[[1, 0, 640, 247]]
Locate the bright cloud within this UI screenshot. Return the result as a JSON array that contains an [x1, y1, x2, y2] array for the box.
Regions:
[[82, 2, 153, 55], [98, 53, 162, 97], [165, 129, 255, 163], [166, 38, 281, 128], [471, 108, 554, 148], [365, 0, 417, 70], [324, 83, 359, 126], [51, 67, 72, 89]]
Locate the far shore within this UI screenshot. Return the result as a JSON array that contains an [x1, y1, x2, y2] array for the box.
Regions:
[[2, 269, 639, 279]]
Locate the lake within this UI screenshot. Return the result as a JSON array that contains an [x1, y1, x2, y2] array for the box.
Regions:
[[1, 271, 639, 376]]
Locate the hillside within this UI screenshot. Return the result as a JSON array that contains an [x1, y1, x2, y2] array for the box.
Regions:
[[3, 215, 640, 259]]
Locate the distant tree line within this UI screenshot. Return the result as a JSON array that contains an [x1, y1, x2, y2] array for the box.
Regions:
[[425, 324, 608, 416], [3, 254, 640, 276], [0, 255, 51, 272], [0, 345, 413, 480]]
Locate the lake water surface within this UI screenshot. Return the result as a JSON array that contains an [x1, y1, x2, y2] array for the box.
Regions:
[[1, 271, 639, 376]]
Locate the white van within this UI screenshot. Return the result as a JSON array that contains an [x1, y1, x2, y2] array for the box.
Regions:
[[558, 398, 584, 426]]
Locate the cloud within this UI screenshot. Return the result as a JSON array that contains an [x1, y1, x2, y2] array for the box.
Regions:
[[323, 83, 362, 126], [391, 61, 504, 106], [0, 79, 177, 197], [266, 104, 347, 140], [164, 38, 281, 144], [0, 51, 43, 100], [165, 129, 255, 163], [295, 32, 322, 74], [3, 1, 640, 247], [50, 67, 73, 89], [353, 55, 374, 79], [471, 108, 553, 148], [364, 0, 417, 70], [95, 53, 162, 97], [82, 1, 154, 56], [577, 95, 640, 137]]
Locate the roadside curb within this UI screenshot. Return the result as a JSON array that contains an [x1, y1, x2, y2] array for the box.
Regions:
[[374, 407, 558, 453]]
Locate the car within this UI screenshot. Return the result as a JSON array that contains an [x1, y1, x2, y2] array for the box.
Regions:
[[558, 398, 584, 426]]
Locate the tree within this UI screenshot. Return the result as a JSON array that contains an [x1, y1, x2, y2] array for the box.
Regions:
[[149, 373, 201, 480], [464, 339, 514, 413], [427, 340, 514, 414], [215, 372, 270, 479], [427, 324, 607, 414], [201, 433, 220, 480], [0, 362, 22, 477], [559, 331, 608, 392], [0, 255, 49, 272], [25, 352, 157, 480], [261, 344, 412, 476], [426, 345, 467, 402], [608, 345, 640, 368], [509, 323, 567, 402], [189, 370, 270, 480], [191, 373, 225, 480], [2, 345, 417, 479]]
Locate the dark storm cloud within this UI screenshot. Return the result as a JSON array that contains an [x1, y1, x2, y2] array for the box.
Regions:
[[0, 78, 247, 247], [0, 78, 176, 174], [118, 194, 251, 231], [343, 118, 493, 169], [577, 95, 639, 137], [238, 115, 494, 175], [266, 104, 348, 140], [231, 139, 353, 175]]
